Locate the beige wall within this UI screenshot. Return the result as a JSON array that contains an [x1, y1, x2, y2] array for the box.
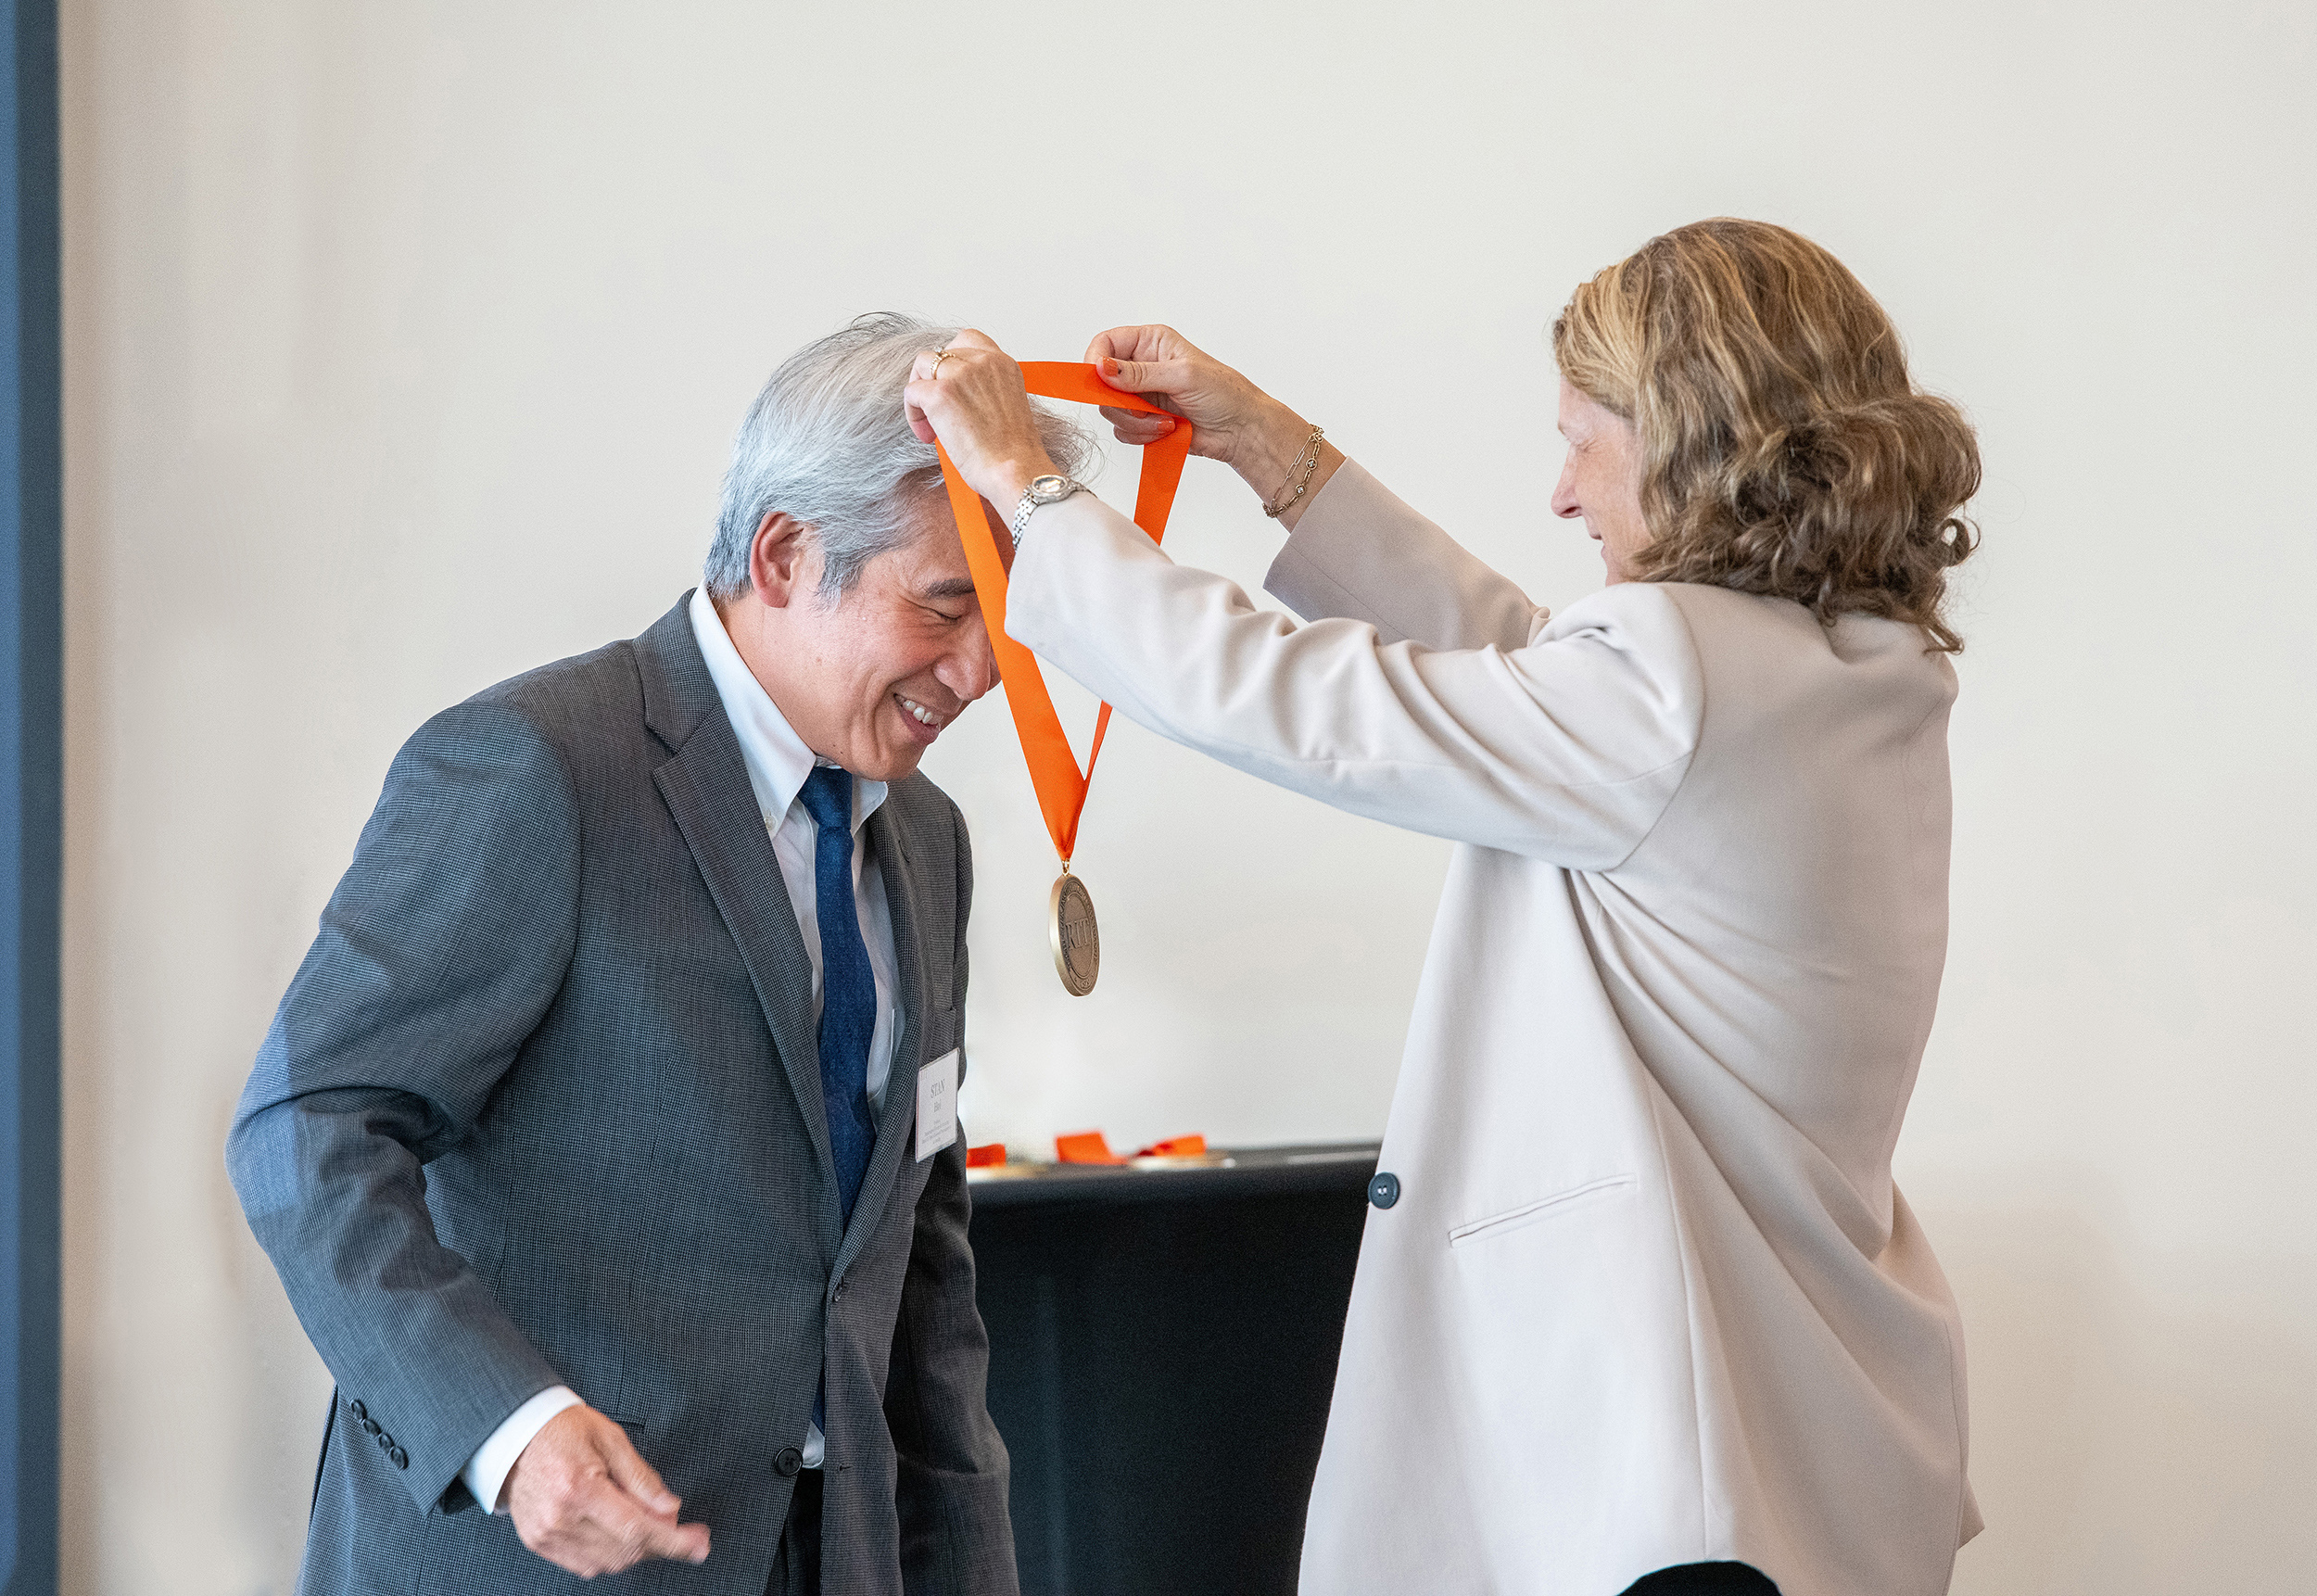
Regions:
[[57, 2, 2316, 1591]]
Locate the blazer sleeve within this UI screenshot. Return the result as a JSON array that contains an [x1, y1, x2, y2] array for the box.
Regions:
[[1007, 494, 1704, 870], [225, 698, 578, 1514], [1262, 460, 1549, 651], [885, 803, 1019, 1596]]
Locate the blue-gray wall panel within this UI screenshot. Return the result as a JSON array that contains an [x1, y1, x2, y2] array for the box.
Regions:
[[0, 0, 59, 1590]]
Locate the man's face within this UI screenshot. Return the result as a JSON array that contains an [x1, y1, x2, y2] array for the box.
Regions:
[[774, 494, 999, 782]]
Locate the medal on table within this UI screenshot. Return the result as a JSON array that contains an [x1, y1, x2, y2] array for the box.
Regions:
[[934, 362, 1192, 996]]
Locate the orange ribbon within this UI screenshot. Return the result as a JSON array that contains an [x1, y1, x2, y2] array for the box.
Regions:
[[1053, 1130, 1126, 1166], [1053, 1130, 1209, 1165], [934, 362, 1191, 866]]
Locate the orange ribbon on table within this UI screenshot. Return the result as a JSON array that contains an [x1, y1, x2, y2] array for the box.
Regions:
[[1053, 1130, 1125, 1166], [933, 362, 1192, 867], [1053, 1131, 1209, 1166]]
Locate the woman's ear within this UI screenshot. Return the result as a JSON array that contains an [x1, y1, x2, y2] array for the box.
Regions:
[[748, 512, 815, 607]]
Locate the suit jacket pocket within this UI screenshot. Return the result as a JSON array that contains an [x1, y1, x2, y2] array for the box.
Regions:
[[1448, 1175, 1636, 1248]]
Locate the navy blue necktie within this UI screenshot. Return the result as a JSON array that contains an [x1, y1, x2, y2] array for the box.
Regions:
[[798, 766, 878, 1229]]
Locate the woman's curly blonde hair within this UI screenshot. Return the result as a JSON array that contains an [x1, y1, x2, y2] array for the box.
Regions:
[[1552, 219, 1981, 652]]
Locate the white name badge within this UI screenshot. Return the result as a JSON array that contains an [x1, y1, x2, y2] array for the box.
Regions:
[[915, 1048, 960, 1161]]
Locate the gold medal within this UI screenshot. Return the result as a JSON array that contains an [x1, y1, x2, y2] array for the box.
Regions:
[[1048, 870, 1100, 997]]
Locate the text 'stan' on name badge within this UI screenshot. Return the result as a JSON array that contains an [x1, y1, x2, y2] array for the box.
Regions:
[[1049, 873, 1099, 997], [915, 1048, 959, 1161]]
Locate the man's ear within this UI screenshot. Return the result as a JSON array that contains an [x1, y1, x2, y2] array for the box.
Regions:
[[749, 512, 817, 608]]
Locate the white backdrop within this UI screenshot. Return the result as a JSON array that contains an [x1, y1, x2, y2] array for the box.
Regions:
[[57, 3, 2315, 1591]]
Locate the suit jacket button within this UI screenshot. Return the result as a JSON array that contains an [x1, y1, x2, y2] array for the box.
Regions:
[[773, 1446, 803, 1477], [832, 1279, 846, 1299], [348, 1400, 368, 1423], [375, 1430, 394, 1451], [360, 1418, 380, 1436], [390, 1447, 409, 1470], [1368, 1172, 1400, 1210]]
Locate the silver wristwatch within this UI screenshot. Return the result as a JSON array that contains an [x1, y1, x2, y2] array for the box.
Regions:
[[1010, 474, 1086, 546]]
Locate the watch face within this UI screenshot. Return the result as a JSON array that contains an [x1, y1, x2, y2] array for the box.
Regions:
[[1029, 474, 1069, 501]]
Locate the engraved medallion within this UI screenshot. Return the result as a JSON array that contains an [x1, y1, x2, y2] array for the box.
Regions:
[[1048, 872, 1100, 997]]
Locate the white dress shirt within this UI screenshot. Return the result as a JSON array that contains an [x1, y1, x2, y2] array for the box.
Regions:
[[459, 588, 901, 1511]]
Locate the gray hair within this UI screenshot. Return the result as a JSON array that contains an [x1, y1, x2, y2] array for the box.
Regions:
[[705, 311, 1094, 602]]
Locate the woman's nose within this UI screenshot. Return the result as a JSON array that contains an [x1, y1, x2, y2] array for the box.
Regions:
[[1550, 457, 1583, 520]]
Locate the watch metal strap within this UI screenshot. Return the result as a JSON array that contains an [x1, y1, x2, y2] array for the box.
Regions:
[[1010, 477, 1081, 546]]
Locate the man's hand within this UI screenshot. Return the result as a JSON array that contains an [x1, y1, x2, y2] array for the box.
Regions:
[[502, 1405, 710, 1578]]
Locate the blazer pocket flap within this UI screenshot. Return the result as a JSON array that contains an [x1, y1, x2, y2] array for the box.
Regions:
[[1449, 1175, 1636, 1248]]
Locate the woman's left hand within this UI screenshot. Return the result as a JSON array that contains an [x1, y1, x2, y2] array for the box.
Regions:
[[904, 329, 1057, 510]]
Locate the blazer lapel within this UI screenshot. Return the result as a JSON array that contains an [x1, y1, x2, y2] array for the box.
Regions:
[[637, 598, 841, 1259], [833, 801, 928, 1276]]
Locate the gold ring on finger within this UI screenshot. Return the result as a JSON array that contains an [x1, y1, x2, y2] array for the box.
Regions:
[[929, 347, 957, 377]]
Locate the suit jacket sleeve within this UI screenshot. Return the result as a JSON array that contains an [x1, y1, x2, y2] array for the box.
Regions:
[[1005, 485, 1705, 871], [225, 698, 578, 1514], [1263, 460, 1548, 650], [884, 802, 1019, 1596]]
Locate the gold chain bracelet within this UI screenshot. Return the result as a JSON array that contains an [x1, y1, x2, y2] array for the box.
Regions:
[[1262, 426, 1327, 518]]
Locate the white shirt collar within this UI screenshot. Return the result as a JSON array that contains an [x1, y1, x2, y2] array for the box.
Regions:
[[687, 586, 888, 834]]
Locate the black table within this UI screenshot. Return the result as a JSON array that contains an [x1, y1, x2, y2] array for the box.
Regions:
[[968, 1143, 1378, 1596]]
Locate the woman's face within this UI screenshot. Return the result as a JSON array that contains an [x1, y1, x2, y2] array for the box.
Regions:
[[1551, 378, 1649, 584]]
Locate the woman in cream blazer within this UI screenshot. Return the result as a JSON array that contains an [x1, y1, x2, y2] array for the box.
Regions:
[[910, 219, 1985, 1596]]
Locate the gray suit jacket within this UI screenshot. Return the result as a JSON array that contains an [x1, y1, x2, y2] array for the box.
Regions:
[[227, 595, 1017, 1596]]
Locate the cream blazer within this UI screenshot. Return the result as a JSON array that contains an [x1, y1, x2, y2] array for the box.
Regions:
[[1007, 462, 1981, 1596]]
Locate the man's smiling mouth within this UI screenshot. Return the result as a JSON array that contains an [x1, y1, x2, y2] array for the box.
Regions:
[[898, 693, 946, 729]]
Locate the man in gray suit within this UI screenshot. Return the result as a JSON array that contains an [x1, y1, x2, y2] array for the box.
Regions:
[[229, 313, 1076, 1593]]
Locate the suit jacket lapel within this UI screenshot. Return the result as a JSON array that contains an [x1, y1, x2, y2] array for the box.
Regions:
[[637, 598, 842, 1260], [835, 801, 928, 1275]]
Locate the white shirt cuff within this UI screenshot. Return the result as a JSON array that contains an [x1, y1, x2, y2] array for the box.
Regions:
[[462, 1386, 584, 1514]]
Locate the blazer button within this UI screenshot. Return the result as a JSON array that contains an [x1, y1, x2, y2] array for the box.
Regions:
[[832, 1279, 847, 1300], [1368, 1172, 1401, 1210], [773, 1446, 804, 1477], [390, 1447, 409, 1470], [348, 1400, 368, 1423], [360, 1418, 381, 1436], [375, 1430, 394, 1452]]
